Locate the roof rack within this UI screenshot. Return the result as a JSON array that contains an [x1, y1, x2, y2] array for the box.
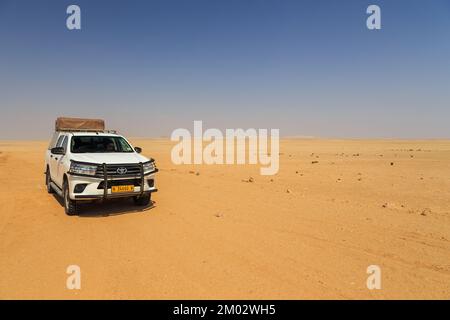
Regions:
[[57, 129, 118, 134]]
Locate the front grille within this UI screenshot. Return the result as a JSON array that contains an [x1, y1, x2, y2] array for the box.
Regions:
[[97, 179, 142, 190], [96, 163, 142, 177]]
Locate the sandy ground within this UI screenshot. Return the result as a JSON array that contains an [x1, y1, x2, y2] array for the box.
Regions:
[[0, 138, 449, 299]]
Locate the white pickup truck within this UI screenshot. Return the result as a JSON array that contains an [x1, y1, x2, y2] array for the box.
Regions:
[[45, 118, 158, 215]]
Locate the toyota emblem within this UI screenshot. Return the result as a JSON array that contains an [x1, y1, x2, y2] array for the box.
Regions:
[[117, 167, 127, 175]]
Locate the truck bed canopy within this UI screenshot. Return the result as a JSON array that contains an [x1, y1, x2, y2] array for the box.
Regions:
[[55, 117, 105, 132]]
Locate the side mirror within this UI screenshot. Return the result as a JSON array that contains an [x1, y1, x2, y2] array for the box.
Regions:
[[51, 147, 65, 155], [134, 147, 142, 154]]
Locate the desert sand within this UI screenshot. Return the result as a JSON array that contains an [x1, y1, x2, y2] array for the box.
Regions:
[[0, 139, 449, 299]]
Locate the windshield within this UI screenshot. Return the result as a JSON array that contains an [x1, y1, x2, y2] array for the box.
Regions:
[[70, 136, 134, 153]]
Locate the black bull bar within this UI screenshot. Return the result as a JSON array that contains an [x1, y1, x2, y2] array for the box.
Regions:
[[102, 162, 156, 200]]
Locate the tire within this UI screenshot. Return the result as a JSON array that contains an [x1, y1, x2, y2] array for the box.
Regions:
[[63, 180, 77, 216], [45, 168, 54, 194], [133, 193, 152, 206]]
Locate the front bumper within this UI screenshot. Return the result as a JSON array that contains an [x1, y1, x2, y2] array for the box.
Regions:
[[67, 164, 158, 201]]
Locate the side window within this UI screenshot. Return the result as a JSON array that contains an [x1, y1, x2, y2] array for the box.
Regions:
[[56, 135, 65, 148], [48, 133, 60, 150], [61, 136, 68, 153]]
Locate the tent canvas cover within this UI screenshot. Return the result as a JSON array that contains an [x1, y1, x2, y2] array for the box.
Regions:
[[55, 117, 105, 131]]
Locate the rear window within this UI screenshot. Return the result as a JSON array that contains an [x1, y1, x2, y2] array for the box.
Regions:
[[48, 132, 60, 150], [70, 136, 134, 153]]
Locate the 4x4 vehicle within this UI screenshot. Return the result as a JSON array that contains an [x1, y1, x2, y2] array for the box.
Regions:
[[45, 117, 158, 215]]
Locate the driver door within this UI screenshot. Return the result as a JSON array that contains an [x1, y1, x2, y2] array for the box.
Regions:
[[55, 135, 69, 188], [49, 135, 65, 185]]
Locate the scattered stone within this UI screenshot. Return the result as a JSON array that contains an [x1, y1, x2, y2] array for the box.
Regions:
[[286, 189, 292, 194], [311, 161, 319, 164], [390, 162, 394, 166], [189, 170, 195, 174], [195, 172, 200, 176], [214, 213, 224, 218], [421, 208, 431, 216], [242, 177, 254, 183], [270, 179, 274, 182], [382, 203, 388, 208]]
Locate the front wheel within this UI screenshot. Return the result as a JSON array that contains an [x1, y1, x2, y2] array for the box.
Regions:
[[63, 180, 77, 216], [133, 193, 152, 206]]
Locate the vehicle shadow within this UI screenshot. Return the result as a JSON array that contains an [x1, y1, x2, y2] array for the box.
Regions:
[[52, 194, 155, 217]]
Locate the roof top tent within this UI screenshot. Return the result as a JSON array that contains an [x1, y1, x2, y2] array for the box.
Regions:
[[55, 117, 106, 132]]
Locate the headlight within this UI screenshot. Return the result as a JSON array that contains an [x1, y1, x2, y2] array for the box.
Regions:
[[143, 161, 156, 173], [70, 162, 97, 176]]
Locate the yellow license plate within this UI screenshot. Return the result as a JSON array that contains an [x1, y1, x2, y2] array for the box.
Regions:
[[111, 185, 134, 193]]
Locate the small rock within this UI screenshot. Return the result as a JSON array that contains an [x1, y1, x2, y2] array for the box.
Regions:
[[382, 203, 388, 208], [421, 208, 431, 216], [195, 172, 200, 176], [390, 162, 394, 166], [214, 213, 223, 218], [286, 189, 292, 194], [311, 161, 319, 164]]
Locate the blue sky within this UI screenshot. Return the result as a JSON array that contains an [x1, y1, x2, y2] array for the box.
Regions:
[[1, 0, 449, 139]]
